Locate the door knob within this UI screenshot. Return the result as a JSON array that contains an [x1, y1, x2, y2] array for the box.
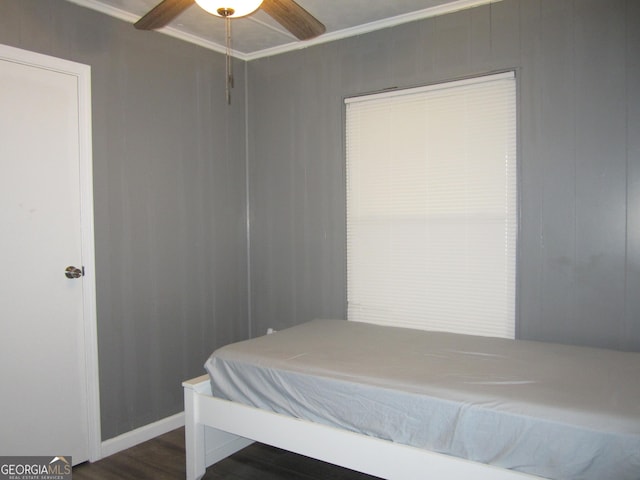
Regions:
[[65, 266, 84, 279]]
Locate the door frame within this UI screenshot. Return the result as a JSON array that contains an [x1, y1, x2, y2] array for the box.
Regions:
[[0, 43, 101, 461]]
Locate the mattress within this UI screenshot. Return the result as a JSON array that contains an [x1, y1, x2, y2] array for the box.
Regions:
[[204, 319, 640, 480]]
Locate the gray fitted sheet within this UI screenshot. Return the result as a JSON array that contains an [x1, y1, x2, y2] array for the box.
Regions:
[[205, 319, 640, 480]]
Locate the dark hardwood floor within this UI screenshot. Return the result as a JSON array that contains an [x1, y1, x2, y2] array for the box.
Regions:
[[73, 428, 380, 480]]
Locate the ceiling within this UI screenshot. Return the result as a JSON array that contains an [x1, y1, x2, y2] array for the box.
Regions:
[[67, 0, 496, 60]]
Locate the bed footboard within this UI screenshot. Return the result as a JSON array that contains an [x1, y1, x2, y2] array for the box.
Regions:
[[183, 375, 542, 480], [183, 376, 253, 480]]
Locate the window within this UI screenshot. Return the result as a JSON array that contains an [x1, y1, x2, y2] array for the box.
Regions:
[[345, 72, 517, 338]]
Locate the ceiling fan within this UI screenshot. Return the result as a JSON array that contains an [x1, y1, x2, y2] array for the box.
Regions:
[[134, 0, 326, 41], [135, 0, 325, 103]]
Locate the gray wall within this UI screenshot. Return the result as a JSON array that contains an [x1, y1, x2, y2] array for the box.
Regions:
[[0, 1, 249, 439], [247, 0, 640, 351], [1, 0, 638, 445]]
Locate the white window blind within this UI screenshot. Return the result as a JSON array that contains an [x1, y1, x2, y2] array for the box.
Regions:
[[345, 72, 517, 338]]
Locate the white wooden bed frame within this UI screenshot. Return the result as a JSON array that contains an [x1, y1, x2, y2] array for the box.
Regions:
[[183, 375, 542, 480]]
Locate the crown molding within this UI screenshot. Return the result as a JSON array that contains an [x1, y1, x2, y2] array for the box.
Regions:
[[65, 0, 248, 58], [67, 0, 501, 62]]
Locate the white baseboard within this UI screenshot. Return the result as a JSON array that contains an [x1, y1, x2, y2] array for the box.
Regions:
[[100, 412, 185, 459]]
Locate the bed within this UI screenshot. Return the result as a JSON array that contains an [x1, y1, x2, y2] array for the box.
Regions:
[[183, 319, 640, 480]]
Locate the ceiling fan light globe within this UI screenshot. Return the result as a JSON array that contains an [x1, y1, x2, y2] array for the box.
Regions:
[[195, 0, 264, 18]]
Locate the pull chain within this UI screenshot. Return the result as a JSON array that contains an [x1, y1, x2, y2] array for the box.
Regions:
[[216, 7, 235, 104], [224, 14, 233, 104]]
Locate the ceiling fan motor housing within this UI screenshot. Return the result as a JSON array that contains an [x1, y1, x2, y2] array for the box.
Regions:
[[195, 0, 264, 18], [217, 7, 235, 17]]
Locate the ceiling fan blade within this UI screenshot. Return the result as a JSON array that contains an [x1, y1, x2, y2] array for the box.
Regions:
[[134, 0, 195, 30], [260, 0, 325, 40]]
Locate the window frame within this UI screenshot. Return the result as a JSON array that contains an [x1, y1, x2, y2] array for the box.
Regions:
[[344, 71, 518, 338]]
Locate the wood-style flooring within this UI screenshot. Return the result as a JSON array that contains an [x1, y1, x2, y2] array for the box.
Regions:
[[73, 428, 380, 480]]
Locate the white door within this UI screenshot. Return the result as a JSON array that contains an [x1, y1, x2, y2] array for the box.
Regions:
[[0, 45, 99, 465]]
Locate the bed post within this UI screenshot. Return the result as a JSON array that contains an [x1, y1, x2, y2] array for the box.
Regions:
[[183, 377, 207, 480]]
